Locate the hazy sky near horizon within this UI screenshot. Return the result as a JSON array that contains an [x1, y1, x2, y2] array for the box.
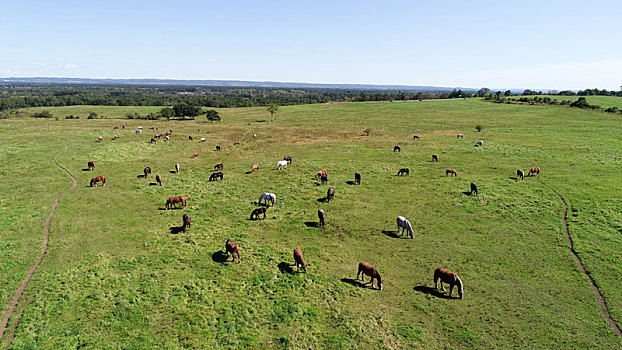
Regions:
[[1, 0, 620, 90]]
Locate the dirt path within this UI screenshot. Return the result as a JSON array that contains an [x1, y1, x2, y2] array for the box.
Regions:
[[540, 177, 622, 338], [0, 144, 77, 345]]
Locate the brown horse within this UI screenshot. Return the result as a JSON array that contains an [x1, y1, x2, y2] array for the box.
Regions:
[[470, 182, 478, 196], [250, 207, 267, 220], [234, 141, 241, 146], [320, 174, 328, 185], [446, 169, 457, 177], [434, 268, 463, 299], [165, 131, 172, 136], [225, 239, 241, 263], [293, 248, 307, 272], [112, 135, 120, 140], [315, 170, 327, 180], [144, 167, 151, 177], [156, 174, 163, 186], [357, 262, 382, 290], [318, 209, 325, 227], [251, 163, 259, 173], [517, 169, 524, 180], [398, 168, 409, 176], [326, 187, 335, 202], [165, 196, 186, 210], [432, 154, 438, 162], [528, 167, 540, 176], [87, 161, 95, 171], [175, 163, 180, 174], [354, 172, 361, 185], [182, 213, 191, 233], [191, 152, 199, 159], [214, 163, 224, 170], [150, 138, 157, 143], [209, 172, 224, 181], [90, 176, 106, 187], [113, 126, 119, 130]]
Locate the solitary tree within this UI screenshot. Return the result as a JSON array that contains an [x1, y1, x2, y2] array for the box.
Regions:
[[160, 107, 175, 120], [266, 103, 279, 122], [206, 110, 221, 122]]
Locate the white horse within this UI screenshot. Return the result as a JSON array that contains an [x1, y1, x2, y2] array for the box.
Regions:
[[475, 140, 483, 147], [396, 216, 414, 239], [457, 134, 463, 138], [164, 135, 169, 141], [258, 192, 276, 206], [276, 160, 288, 170], [199, 137, 206, 143]]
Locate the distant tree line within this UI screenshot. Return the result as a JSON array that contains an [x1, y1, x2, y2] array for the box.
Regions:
[[0, 84, 475, 112], [483, 94, 622, 114]]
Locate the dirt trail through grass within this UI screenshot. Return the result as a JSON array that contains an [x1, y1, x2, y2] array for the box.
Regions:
[[540, 177, 622, 338], [0, 144, 77, 346]]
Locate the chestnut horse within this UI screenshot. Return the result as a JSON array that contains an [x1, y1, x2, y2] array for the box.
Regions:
[[87, 161, 95, 171], [326, 187, 335, 202], [166, 196, 186, 210], [156, 174, 163, 186], [517, 169, 524, 180], [234, 141, 241, 146], [315, 170, 327, 180], [112, 135, 120, 140], [191, 152, 199, 159], [357, 262, 382, 290], [354, 172, 361, 185], [251, 163, 259, 173], [90, 176, 106, 187], [225, 239, 241, 263], [398, 168, 409, 176], [98, 136, 103, 142], [434, 268, 463, 299], [446, 169, 457, 177], [250, 207, 267, 220], [529, 167, 540, 176], [175, 163, 180, 174], [318, 209, 325, 227], [182, 213, 191, 233], [293, 248, 307, 272], [209, 172, 223, 181]]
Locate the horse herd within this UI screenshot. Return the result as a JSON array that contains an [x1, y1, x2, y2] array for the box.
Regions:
[[86, 127, 542, 299]]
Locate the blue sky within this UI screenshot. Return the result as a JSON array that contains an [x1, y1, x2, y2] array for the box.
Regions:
[[1, 0, 620, 90]]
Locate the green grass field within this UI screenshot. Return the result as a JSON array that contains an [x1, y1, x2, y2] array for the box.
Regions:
[[1, 99, 621, 349]]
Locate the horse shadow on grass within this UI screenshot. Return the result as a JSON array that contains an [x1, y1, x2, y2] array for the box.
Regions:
[[381, 230, 409, 239], [81, 168, 90, 172], [509, 176, 517, 181], [245, 171, 253, 175], [253, 120, 268, 123], [212, 250, 230, 263], [304, 221, 319, 228], [462, 191, 473, 196], [169, 170, 177, 174], [169, 226, 184, 235], [137, 174, 146, 178], [317, 197, 328, 203], [149, 182, 158, 186], [413, 285, 452, 299], [345, 180, 357, 185], [277, 262, 295, 274], [340, 278, 377, 290]]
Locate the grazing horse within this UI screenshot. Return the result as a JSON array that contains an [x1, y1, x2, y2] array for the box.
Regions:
[[318, 209, 325, 227], [150, 138, 157, 143], [393, 145, 401, 152], [165, 131, 172, 136], [357, 262, 382, 290], [209, 172, 224, 181], [517, 169, 524, 180], [432, 154, 438, 162], [413, 135, 420, 140], [225, 240, 241, 263], [214, 163, 224, 170], [215, 145, 221, 151], [446, 169, 457, 177], [315, 170, 327, 180], [156, 174, 163, 186], [250, 207, 267, 220], [113, 126, 119, 130], [258, 193, 276, 206], [98, 136, 103, 142], [354, 172, 361, 185], [283, 156, 293, 164], [182, 213, 191, 233], [251, 163, 259, 173], [529, 167, 540, 176], [320, 174, 328, 185], [234, 141, 240, 146], [191, 152, 199, 159], [87, 161, 95, 171], [164, 136, 169, 141], [276, 160, 288, 170], [397, 168, 409, 176], [188, 136, 193, 141], [470, 182, 478, 196], [166, 196, 187, 210], [326, 187, 335, 202], [144, 167, 151, 177], [475, 140, 483, 147], [293, 248, 307, 273], [199, 138, 206, 143], [175, 163, 180, 174], [90, 176, 106, 187], [457, 134, 464, 139], [112, 135, 120, 140], [135, 129, 142, 134], [396, 216, 414, 239], [434, 268, 463, 299]]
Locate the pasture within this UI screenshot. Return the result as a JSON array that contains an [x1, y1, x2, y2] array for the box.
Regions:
[[1, 99, 621, 349]]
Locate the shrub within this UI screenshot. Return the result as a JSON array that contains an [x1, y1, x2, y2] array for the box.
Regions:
[[32, 110, 53, 118]]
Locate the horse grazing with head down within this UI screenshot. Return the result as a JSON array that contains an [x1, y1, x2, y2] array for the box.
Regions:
[[188, 135, 193, 141], [156, 174, 163, 186], [225, 239, 241, 263], [144, 167, 151, 177], [251, 163, 259, 173], [357, 262, 382, 290], [432, 154, 438, 162], [315, 170, 327, 180], [475, 140, 483, 147], [90, 176, 106, 187], [215, 145, 221, 151], [354, 172, 361, 185], [434, 268, 463, 299], [234, 141, 241, 146], [175, 163, 180, 174], [191, 152, 199, 159], [398, 168, 409, 176], [276, 160, 288, 170], [326, 187, 335, 202], [150, 138, 157, 143], [293, 248, 307, 273], [250, 207, 267, 220], [393, 145, 401, 152], [470, 182, 478, 196], [517, 169, 524, 180], [87, 161, 95, 171], [258, 193, 276, 206], [209, 172, 224, 181], [112, 135, 120, 140], [457, 134, 464, 139], [528, 167, 540, 176], [413, 135, 420, 140], [318, 209, 325, 227], [396, 216, 414, 239], [214, 163, 223, 170], [182, 213, 191, 233], [98, 136, 103, 142], [166, 196, 186, 210], [320, 174, 328, 185], [446, 169, 457, 177]]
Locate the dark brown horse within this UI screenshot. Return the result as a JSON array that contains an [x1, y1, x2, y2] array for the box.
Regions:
[[357, 262, 382, 290], [215, 145, 221, 151], [446, 169, 457, 177], [214, 163, 224, 170], [470, 182, 478, 196], [398, 168, 409, 176], [90, 176, 106, 187], [283, 156, 293, 164], [434, 268, 463, 299], [144, 167, 151, 177], [250, 207, 267, 220], [393, 145, 401, 152], [225, 239, 241, 263], [87, 161, 95, 171], [209, 172, 224, 181], [528, 167, 540, 176], [188, 135, 193, 141], [326, 187, 335, 202], [354, 172, 361, 185], [320, 174, 328, 185], [517, 169, 524, 180], [432, 154, 438, 162], [156, 174, 163, 186], [318, 209, 325, 227], [182, 213, 191, 233], [293, 248, 307, 272], [166, 196, 186, 210]]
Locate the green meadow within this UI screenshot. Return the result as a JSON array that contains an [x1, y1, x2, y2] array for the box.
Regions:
[[1, 99, 621, 349]]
